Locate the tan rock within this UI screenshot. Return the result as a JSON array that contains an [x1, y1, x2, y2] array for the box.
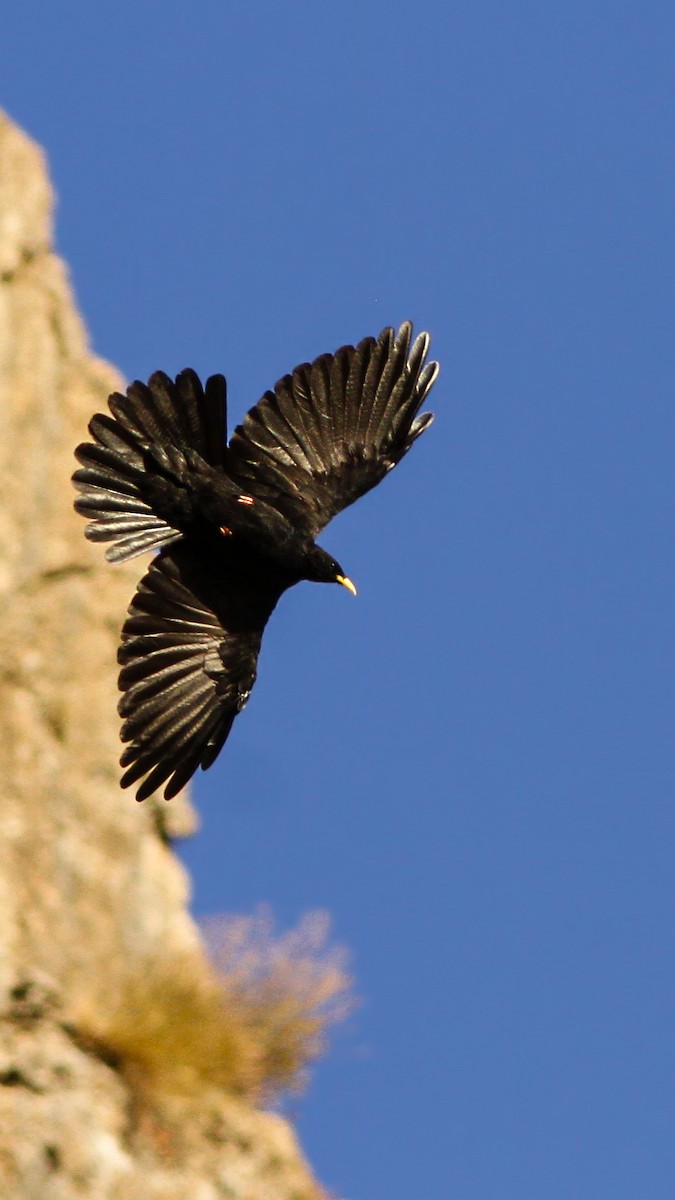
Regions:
[[0, 110, 326, 1200]]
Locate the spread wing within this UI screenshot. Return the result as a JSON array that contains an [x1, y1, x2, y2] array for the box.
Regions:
[[117, 542, 283, 801], [225, 322, 438, 538]]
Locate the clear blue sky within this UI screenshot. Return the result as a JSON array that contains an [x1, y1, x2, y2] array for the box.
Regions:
[[6, 3, 675, 1196]]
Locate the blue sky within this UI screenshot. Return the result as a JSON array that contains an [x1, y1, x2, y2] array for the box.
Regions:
[[5, 2, 675, 1196]]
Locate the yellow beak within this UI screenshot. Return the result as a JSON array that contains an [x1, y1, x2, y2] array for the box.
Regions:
[[336, 575, 357, 596]]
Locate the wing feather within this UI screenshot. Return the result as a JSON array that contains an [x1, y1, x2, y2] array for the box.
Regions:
[[226, 321, 438, 536], [117, 544, 282, 801], [73, 369, 228, 563]]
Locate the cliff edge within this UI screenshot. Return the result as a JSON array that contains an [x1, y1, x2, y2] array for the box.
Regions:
[[0, 111, 330, 1200]]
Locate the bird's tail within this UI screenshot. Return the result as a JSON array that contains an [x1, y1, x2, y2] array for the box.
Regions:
[[73, 369, 227, 563]]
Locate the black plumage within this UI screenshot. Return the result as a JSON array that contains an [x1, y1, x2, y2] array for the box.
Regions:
[[73, 322, 439, 800]]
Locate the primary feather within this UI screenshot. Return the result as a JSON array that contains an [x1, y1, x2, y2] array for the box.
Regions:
[[226, 323, 438, 536]]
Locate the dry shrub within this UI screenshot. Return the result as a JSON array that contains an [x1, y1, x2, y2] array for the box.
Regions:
[[204, 908, 353, 1092], [76, 908, 353, 1102]]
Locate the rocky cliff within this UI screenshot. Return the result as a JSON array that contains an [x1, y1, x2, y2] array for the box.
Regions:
[[0, 111, 335, 1200]]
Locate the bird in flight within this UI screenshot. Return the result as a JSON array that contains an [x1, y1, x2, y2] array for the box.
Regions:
[[73, 322, 439, 801]]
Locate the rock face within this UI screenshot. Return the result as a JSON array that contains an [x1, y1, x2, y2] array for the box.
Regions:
[[0, 112, 324, 1200]]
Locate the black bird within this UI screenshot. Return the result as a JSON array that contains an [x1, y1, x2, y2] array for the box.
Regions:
[[73, 322, 439, 801]]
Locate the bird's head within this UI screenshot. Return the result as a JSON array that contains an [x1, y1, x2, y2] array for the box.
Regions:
[[305, 545, 357, 595]]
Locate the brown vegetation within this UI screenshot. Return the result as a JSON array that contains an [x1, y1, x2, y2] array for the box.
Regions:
[[74, 909, 353, 1104]]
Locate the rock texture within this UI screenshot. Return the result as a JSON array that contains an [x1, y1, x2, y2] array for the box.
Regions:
[[0, 111, 324, 1200]]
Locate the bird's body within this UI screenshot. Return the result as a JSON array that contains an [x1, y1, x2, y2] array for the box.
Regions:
[[73, 322, 438, 800]]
